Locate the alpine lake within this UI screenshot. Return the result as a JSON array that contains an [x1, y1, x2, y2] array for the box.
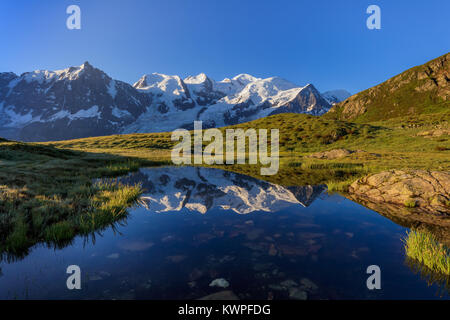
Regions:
[[0, 166, 448, 300]]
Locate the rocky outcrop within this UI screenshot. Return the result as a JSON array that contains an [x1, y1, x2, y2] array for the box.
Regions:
[[348, 170, 450, 214], [346, 194, 450, 245], [417, 129, 450, 138]]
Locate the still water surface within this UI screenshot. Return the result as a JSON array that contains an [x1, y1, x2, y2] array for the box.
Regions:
[[0, 166, 448, 299]]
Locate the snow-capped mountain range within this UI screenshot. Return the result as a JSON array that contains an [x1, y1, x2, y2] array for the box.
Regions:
[[119, 166, 326, 214], [0, 62, 350, 141]]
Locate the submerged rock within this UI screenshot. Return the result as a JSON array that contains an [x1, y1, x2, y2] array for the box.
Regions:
[[279, 279, 299, 288], [142, 279, 152, 289], [268, 244, 278, 256], [278, 245, 308, 256], [289, 288, 308, 300], [246, 228, 264, 240], [209, 278, 230, 288], [268, 284, 285, 291], [88, 271, 111, 281], [349, 170, 450, 214], [198, 290, 239, 300], [118, 240, 154, 252], [253, 262, 273, 272], [300, 278, 318, 292], [166, 255, 186, 263], [189, 268, 204, 281]]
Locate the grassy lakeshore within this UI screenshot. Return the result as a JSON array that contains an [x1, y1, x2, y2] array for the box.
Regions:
[[0, 140, 170, 260]]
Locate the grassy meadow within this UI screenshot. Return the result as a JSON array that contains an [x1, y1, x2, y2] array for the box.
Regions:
[[45, 112, 450, 189]]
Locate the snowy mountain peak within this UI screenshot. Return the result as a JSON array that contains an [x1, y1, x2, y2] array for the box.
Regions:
[[184, 73, 209, 84], [0, 62, 150, 141], [18, 62, 109, 85], [321, 89, 351, 105], [231, 73, 261, 85], [133, 73, 187, 98], [301, 83, 322, 94], [81, 61, 93, 69]]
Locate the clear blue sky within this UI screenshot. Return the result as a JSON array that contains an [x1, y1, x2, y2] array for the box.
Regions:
[[0, 0, 448, 94]]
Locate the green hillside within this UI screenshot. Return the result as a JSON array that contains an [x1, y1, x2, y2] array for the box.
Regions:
[[326, 52, 450, 123]]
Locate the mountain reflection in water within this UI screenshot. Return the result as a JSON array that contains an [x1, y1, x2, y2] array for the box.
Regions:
[[120, 167, 326, 214]]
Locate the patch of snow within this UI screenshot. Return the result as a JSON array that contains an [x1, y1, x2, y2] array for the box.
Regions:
[[112, 107, 131, 118], [3, 106, 40, 127], [108, 80, 117, 99], [184, 73, 208, 84], [71, 105, 101, 119], [232, 73, 261, 85], [48, 106, 101, 122], [48, 110, 71, 121]]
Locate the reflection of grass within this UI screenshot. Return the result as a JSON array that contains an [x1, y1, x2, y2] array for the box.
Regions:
[[208, 160, 369, 190], [326, 180, 354, 192], [405, 256, 450, 295], [403, 230, 450, 275]]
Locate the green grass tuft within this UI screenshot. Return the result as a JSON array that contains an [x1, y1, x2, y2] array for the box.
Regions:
[[403, 230, 450, 276], [404, 199, 418, 208]]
